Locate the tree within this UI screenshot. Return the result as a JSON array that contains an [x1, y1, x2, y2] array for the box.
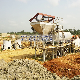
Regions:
[[63, 29, 69, 32]]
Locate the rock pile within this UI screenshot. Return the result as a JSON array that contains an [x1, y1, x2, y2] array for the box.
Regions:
[[0, 59, 54, 80], [0, 59, 80, 80]]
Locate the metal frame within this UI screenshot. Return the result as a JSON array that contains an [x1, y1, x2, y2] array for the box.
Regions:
[[29, 13, 55, 23]]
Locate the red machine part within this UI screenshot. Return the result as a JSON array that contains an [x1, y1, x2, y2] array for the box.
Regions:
[[29, 13, 55, 23]]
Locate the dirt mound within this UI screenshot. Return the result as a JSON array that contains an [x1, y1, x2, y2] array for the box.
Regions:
[[43, 53, 80, 79]]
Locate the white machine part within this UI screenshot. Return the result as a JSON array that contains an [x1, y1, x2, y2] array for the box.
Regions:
[[55, 32, 72, 42], [73, 37, 80, 47], [3, 40, 12, 50], [15, 39, 21, 49]]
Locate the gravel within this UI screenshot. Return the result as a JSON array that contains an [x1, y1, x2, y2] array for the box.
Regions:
[[0, 59, 80, 80]]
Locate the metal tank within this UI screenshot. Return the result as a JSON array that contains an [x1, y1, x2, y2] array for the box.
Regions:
[[3, 40, 12, 50]]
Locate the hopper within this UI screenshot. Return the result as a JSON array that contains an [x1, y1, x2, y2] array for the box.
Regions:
[[30, 22, 56, 35], [29, 13, 56, 35]]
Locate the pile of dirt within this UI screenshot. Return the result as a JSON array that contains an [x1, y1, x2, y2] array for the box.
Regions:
[[0, 59, 54, 80], [43, 53, 80, 79]]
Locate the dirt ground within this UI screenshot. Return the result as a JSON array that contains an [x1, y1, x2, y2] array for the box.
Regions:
[[0, 40, 80, 79], [43, 53, 80, 79], [0, 47, 42, 62], [0, 45, 80, 79]]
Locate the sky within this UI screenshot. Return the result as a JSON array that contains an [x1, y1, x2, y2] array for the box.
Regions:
[[0, 0, 80, 33]]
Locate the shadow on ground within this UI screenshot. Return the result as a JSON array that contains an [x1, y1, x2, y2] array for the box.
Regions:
[[9, 52, 52, 62]]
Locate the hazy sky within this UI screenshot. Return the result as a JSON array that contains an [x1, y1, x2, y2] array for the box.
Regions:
[[0, 0, 80, 33]]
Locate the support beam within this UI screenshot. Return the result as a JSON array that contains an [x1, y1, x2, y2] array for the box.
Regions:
[[35, 47, 36, 58], [29, 13, 55, 23], [52, 47, 55, 59], [43, 48, 46, 61]]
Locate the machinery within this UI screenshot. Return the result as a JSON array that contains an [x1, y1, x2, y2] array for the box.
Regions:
[[29, 13, 72, 45], [29, 13, 56, 35]]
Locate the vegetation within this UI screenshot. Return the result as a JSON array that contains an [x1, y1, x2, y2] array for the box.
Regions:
[[63, 29, 80, 35], [7, 30, 39, 35], [7, 29, 80, 35]]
